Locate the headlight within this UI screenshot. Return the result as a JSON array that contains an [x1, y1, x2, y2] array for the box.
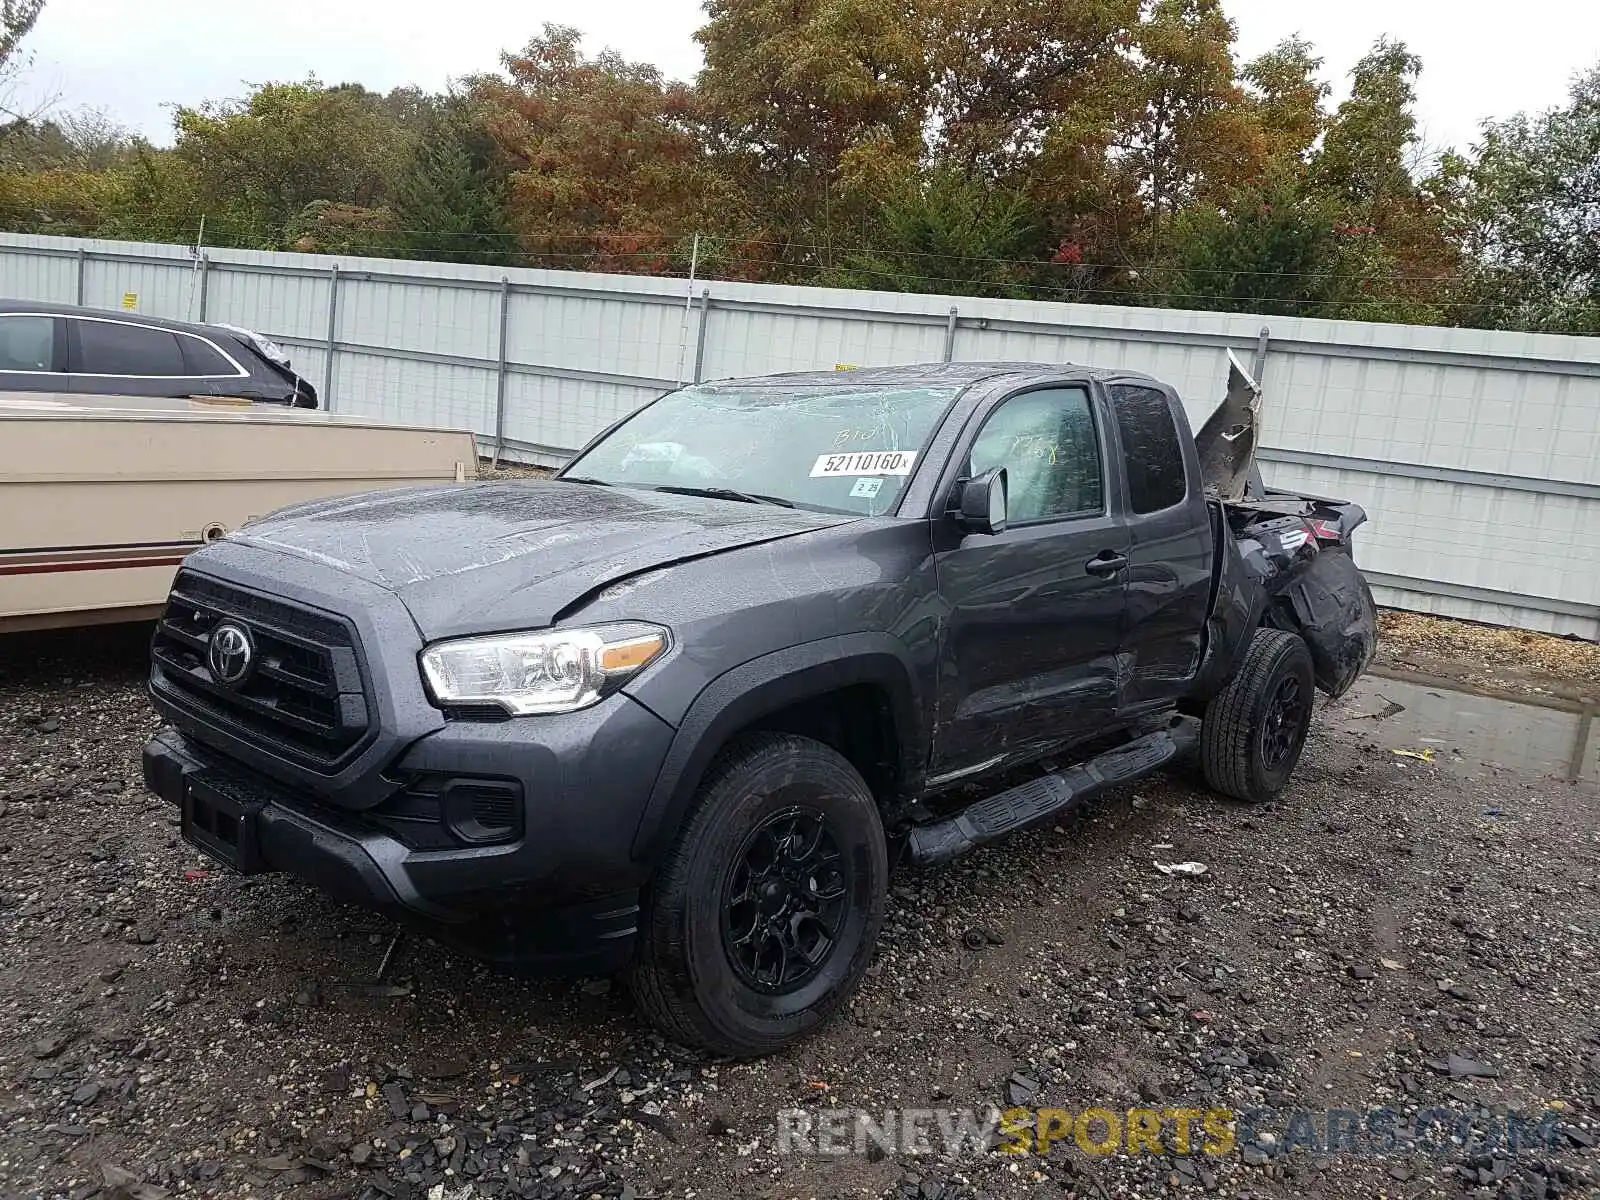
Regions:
[[420, 623, 669, 716]]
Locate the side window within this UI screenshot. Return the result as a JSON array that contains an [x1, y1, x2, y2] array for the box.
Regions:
[[967, 388, 1103, 524], [177, 333, 241, 377], [1110, 384, 1188, 514], [73, 319, 185, 376], [0, 316, 58, 371]]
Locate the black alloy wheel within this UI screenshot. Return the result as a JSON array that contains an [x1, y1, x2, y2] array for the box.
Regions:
[[721, 806, 849, 993]]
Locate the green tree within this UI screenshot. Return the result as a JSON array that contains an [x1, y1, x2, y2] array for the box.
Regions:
[[1242, 36, 1328, 165], [171, 80, 409, 247], [2, 107, 139, 175], [1037, 0, 1269, 301], [1459, 64, 1600, 332], [1154, 170, 1339, 314], [0, 164, 137, 236], [694, 0, 929, 252], [388, 94, 515, 265], [1, 0, 47, 146], [1116, 0, 1260, 230], [0, 0, 42, 64], [921, 0, 1134, 177], [825, 166, 1044, 297], [1134, 38, 1330, 314], [1313, 38, 1422, 213], [1307, 39, 1460, 323]]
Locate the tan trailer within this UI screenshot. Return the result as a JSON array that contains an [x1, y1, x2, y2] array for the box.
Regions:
[[0, 392, 478, 633]]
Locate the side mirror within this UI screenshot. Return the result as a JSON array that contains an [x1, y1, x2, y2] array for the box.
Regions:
[[955, 466, 1008, 535]]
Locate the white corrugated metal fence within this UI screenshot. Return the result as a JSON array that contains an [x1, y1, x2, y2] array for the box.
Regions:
[[2, 231, 1596, 640]]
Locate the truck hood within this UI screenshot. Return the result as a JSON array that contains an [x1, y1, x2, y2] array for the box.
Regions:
[[231, 480, 852, 637]]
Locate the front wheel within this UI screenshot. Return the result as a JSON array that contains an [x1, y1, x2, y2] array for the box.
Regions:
[[626, 732, 888, 1057], [1201, 628, 1316, 803]]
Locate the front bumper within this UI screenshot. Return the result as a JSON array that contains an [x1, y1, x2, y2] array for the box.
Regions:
[[144, 689, 675, 975], [144, 553, 679, 975]]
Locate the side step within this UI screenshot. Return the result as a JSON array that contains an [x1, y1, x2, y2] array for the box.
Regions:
[[905, 717, 1200, 867]]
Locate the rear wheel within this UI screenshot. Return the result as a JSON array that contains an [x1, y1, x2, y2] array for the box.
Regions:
[[1201, 628, 1316, 803], [626, 732, 887, 1057]]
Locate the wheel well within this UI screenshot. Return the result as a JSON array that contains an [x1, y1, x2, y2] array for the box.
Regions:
[[742, 684, 902, 805]]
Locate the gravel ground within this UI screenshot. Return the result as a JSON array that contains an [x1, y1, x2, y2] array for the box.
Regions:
[[1376, 612, 1600, 703], [1, 625, 1597, 1200], [477, 463, 554, 482]]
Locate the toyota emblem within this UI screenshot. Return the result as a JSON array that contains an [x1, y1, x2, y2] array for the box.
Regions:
[[207, 622, 255, 686]]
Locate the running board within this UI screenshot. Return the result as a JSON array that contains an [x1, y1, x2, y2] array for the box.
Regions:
[[905, 717, 1200, 867]]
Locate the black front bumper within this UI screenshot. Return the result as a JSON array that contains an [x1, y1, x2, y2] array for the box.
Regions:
[[144, 716, 664, 976], [143, 556, 682, 976]]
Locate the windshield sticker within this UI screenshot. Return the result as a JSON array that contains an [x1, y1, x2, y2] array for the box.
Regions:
[[811, 451, 917, 478], [849, 477, 884, 499]]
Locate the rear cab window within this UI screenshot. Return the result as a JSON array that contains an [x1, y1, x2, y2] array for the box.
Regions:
[[1109, 384, 1189, 514], [0, 315, 60, 372], [178, 334, 243, 377], [71, 318, 186, 377]]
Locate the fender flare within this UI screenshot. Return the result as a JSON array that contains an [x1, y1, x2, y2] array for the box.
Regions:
[[628, 633, 925, 864]]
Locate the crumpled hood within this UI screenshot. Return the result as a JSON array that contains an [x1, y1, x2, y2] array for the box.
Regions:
[[232, 480, 850, 637]]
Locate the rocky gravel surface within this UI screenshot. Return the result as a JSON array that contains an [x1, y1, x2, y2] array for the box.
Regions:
[[2, 625, 1597, 1200]]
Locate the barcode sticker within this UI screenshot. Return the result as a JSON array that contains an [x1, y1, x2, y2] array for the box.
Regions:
[[811, 451, 917, 478]]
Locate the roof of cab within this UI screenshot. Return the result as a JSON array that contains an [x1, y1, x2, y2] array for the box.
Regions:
[[695, 361, 1164, 391]]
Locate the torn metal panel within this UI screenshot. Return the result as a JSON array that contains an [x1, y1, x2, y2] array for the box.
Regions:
[[1195, 351, 1263, 503]]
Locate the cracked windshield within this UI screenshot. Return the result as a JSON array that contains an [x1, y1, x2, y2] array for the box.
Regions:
[[562, 383, 960, 514]]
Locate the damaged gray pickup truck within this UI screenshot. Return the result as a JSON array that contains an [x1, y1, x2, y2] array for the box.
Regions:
[[143, 357, 1377, 1056]]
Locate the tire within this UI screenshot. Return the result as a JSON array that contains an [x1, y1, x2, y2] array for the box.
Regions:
[[626, 732, 888, 1057], [1201, 628, 1316, 804]]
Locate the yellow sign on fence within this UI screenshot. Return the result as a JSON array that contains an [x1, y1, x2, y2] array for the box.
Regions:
[[121, 293, 138, 311]]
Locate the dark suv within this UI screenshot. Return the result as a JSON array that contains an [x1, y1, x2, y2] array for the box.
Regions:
[[143, 361, 1376, 1055], [0, 301, 317, 406]]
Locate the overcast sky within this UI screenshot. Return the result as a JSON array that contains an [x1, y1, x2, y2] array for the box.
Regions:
[[15, 0, 1599, 155]]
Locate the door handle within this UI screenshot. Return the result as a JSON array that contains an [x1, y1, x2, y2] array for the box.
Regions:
[[1085, 551, 1129, 577]]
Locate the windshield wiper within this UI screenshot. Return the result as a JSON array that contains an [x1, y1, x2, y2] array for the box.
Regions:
[[559, 475, 613, 486], [651, 485, 796, 509]]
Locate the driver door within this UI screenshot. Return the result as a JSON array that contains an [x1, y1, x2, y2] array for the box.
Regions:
[[930, 385, 1129, 779]]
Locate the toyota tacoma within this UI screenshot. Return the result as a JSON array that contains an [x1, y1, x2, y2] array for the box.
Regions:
[[143, 357, 1377, 1056]]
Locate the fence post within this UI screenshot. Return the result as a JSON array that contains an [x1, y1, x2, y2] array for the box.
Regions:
[[691, 288, 712, 383], [1569, 703, 1596, 782], [74, 248, 87, 306], [491, 276, 511, 469], [197, 254, 210, 322], [1251, 325, 1271, 384], [943, 306, 960, 361], [322, 263, 340, 411]]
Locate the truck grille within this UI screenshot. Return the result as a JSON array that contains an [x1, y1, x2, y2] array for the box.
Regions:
[[151, 573, 372, 770]]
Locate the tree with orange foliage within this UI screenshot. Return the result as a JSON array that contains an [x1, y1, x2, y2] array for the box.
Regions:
[[481, 25, 720, 274]]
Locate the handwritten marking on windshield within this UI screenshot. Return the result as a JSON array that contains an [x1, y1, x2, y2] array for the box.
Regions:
[[831, 424, 892, 448]]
